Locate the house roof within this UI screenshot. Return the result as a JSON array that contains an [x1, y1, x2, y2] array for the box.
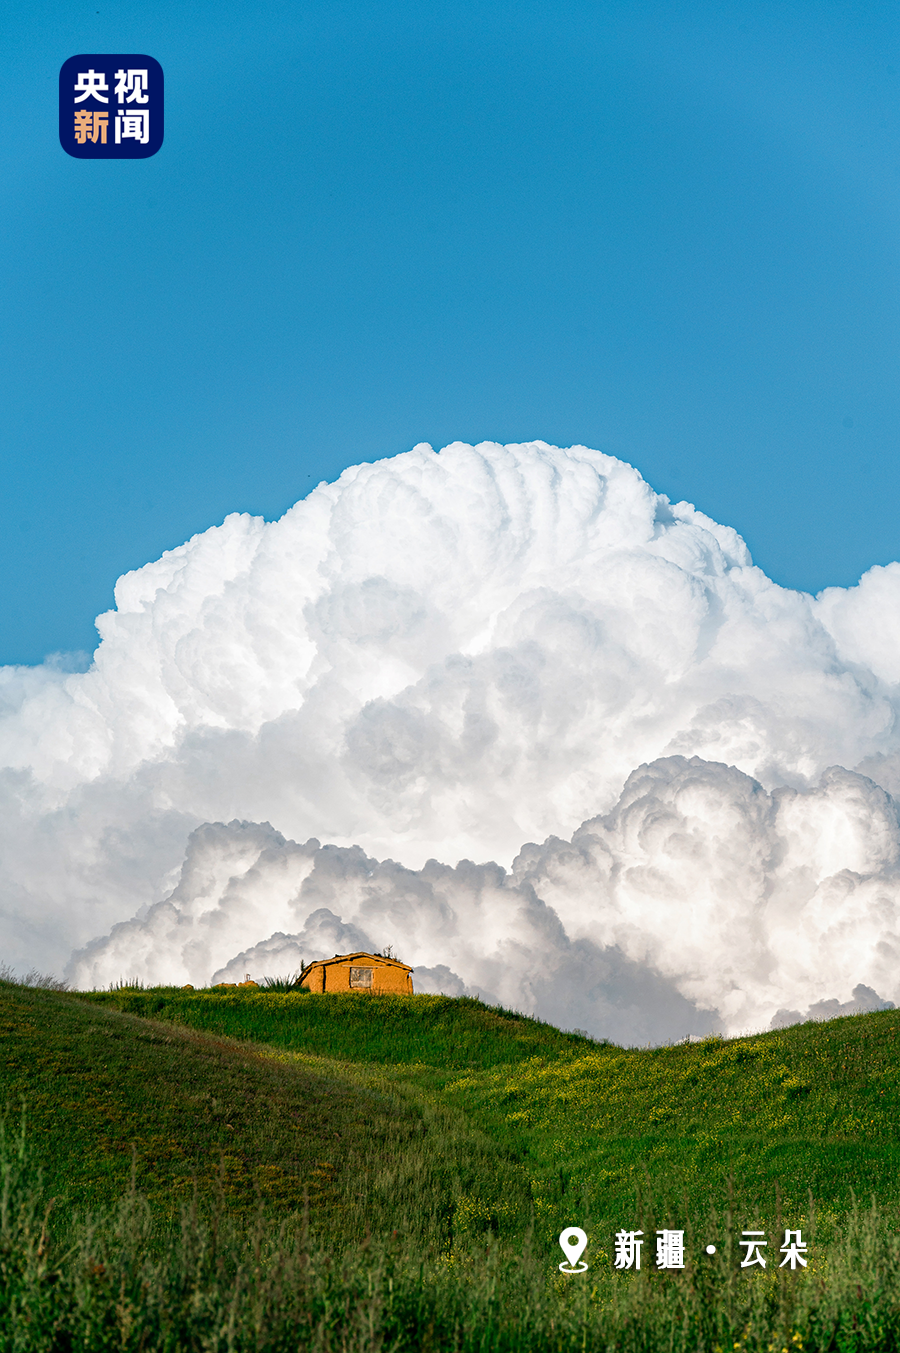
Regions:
[[300, 951, 413, 977]]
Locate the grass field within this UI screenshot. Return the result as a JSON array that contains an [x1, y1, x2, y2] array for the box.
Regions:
[[2, 978, 900, 1348], [85, 986, 900, 1242], [0, 983, 530, 1249]]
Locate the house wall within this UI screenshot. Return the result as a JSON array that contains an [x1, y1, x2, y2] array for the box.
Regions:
[[300, 958, 413, 993], [323, 960, 413, 994], [303, 964, 325, 992]]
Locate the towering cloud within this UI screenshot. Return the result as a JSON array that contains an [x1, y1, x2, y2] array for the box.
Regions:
[[66, 756, 900, 1040], [3, 441, 900, 1037]]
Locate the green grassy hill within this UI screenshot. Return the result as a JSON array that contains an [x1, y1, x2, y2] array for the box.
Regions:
[[82, 986, 900, 1245], [0, 982, 530, 1245], [84, 987, 593, 1071], [4, 979, 900, 1350]]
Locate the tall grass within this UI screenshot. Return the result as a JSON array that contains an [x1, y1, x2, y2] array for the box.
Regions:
[[0, 962, 68, 992], [259, 972, 309, 993], [3, 1118, 900, 1351]]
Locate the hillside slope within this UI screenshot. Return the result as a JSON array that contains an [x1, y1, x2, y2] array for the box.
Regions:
[[83, 989, 900, 1245], [0, 982, 530, 1244], [4, 983, 900, 1349], [84, 989, 591, 1070]]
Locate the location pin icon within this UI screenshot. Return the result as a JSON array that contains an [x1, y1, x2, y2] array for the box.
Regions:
[[558, 1226, 588, 1271]]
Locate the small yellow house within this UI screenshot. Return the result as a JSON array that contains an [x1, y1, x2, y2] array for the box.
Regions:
[[299, 952, 414, 994]]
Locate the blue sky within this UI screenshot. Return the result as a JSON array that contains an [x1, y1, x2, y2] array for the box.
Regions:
[[3, 0, 899, 665]]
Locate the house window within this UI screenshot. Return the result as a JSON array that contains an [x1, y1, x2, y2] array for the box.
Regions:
[[349, 966, 374, 989]]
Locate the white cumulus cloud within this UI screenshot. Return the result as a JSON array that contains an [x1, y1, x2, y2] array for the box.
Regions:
[[67, 755, 900, 1040], [3, 440, 900, 1038]]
